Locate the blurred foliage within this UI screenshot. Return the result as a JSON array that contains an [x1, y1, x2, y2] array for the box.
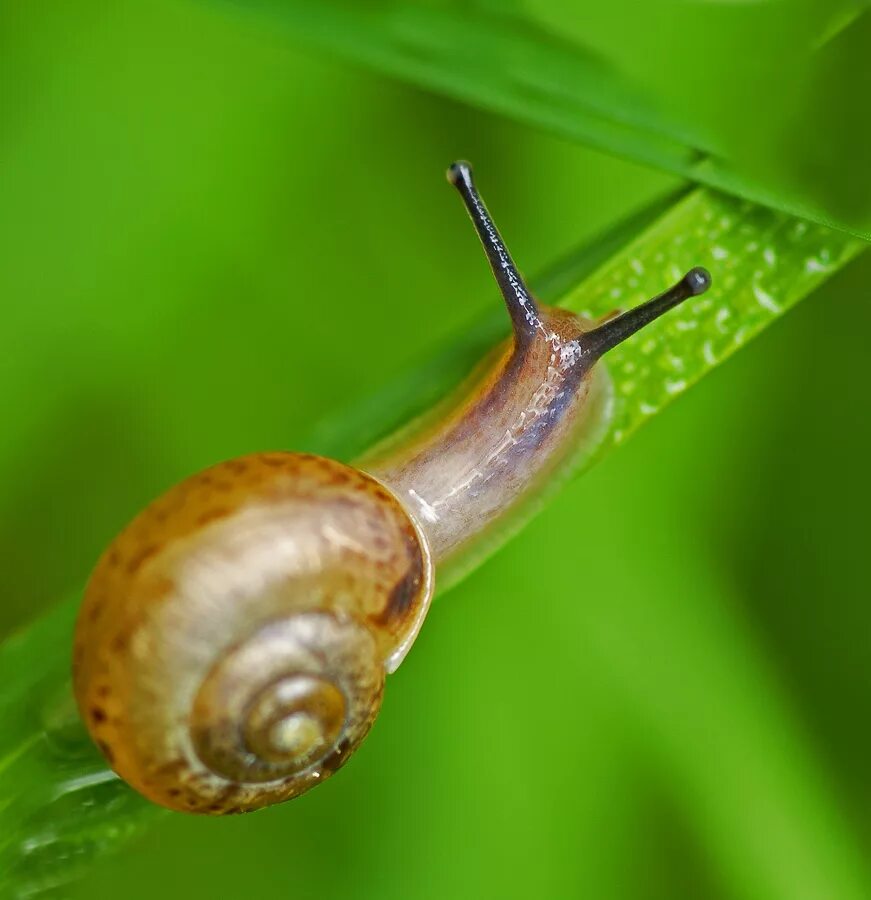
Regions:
[[1, 1, 870, 899], [230, 0, 871, 237]]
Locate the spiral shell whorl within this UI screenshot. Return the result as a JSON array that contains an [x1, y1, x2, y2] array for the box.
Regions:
[[73, 452, 433, 814], [190, 612, 383, 787]]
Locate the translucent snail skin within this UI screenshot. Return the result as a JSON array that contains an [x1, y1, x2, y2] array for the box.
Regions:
[[73, 161, 711, 815]]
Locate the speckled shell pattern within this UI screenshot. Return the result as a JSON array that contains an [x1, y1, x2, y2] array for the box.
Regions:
[[73, 453, 433, 814]]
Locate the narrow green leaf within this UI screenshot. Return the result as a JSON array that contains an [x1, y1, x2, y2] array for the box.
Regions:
[[0, 188, 862, 898], [221, 0, 871, 240]]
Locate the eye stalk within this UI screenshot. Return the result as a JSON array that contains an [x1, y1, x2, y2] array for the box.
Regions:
[[581, 266, 712, 359], [447, 159, 712, 359], [447, 160, 542, 344]]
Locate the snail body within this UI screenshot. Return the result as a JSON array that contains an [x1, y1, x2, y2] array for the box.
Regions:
[[73, 162, 711, 814], [364, 303, 613, 578]]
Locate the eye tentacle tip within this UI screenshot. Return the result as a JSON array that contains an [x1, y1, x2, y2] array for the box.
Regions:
[[447, 160, 473, 187], [684, 266, 712, 296]]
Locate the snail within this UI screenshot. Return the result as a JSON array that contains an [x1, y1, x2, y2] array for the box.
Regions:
[[72, 161, 711, 815]]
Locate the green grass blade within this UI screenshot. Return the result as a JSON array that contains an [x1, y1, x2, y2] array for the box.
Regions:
[[0, 188, 863, 897], [220, 0, 871, 240]]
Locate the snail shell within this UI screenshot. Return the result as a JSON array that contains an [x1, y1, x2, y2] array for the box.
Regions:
[[73, 453, 433, 814]]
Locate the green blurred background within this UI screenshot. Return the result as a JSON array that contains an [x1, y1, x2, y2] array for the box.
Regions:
[[2, 1, 870, 897]]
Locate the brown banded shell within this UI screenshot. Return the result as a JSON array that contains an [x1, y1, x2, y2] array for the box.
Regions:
[[72, 452, 434, 814]]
